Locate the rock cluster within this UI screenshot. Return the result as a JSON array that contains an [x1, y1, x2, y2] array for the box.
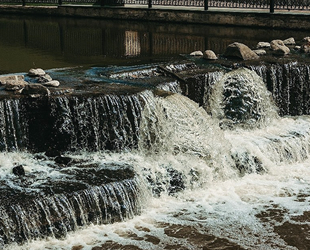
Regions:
[[0, 74, 28, 91], [189, 36, 310, 61], [0, 68, 60, 97]]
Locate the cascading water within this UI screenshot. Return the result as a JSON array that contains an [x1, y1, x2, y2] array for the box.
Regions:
[[0, 99, 27, 151], [250, 62, 310, 116], [49, 94, 143, 151], [2, 64, 310, 250], [207, 68, 279, 130]]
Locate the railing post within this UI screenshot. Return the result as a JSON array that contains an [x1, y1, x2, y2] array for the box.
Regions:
[[204, 0, 208, 11], [270, 0, 274, 13], [58, 0, 62, 5], [148, 0, 152, 8], [22, 0, 26, 6]]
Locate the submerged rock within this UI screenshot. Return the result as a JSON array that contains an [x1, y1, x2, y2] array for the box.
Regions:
[[224, 42, 259, 60], [55, 156, 72, 165]]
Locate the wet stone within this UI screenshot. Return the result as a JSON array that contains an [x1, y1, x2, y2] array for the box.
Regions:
[[275, 221, 310, 250], [54, 155, 73, 166], [21, 83, 50, 96], [12, 165, 25, 176], [28, 68, 46, 77]]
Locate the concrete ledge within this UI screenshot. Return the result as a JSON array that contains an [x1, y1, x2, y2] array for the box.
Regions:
[[0, 5, 309, 30]]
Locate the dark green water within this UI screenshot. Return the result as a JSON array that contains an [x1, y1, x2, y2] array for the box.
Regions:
[[0, 14, 309, 74]]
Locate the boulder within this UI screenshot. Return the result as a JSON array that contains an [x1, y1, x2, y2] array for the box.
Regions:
[[301, 43, 310, 53], [224, 42, 259, 60], [21, 84, 50, 97], [0, 75, 25, 85], [5, 81, 28, 91], [190, 51, 203, 56], [0, 75, 28, 91], [256, 42, 270, 49], [42, 80, 60, 87], [283, 37, 296, 45], [302, 37, 310, 43], [55, 156, 72, 166], [37, 74, 53, 83], [270, 40, 290, 56], [253, 49, 266, 56], [203, 50, 218, 60], [12, 165, 25, 176], [28, 68, 46, 77]]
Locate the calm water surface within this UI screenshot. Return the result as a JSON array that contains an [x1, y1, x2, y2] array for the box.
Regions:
[[0, 15, 309, 74]]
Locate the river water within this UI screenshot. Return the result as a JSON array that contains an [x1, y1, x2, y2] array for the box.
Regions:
[[0, 15, 309, 74], [1, 15, 310, 250]]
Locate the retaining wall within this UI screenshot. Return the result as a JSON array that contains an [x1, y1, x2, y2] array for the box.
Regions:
[[0, 5, 309, 30]]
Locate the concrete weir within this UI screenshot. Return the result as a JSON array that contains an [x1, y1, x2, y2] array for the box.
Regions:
[[0, 5, 309, 30]]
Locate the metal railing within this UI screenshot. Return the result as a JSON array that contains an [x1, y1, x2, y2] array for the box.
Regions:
[[0, 0, 309, 12]]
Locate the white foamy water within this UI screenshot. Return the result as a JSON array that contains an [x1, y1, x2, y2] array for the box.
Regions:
[[6, 142, 310, 250], [3, 69, 310, 250]]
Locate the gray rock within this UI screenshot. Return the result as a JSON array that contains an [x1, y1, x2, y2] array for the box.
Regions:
[[5, 81, 28, 91], [256, 42, 270, 49], [301, 43, 310, 53], [0, 75, 25, 85], [21, 84, 50, 97], [270, 40, 290, 56], [253, 49, 266, 56], [203, 50, 218, 60], [37, 74, 53, 83], [302, 37, 310, 43], [224, 42, 259, 60], [190, 51, 203, 56], [0, 75, 28, 91], [283, 37, 296, 45], [42, 80, 60, 87], [28, 68, 46, 77]]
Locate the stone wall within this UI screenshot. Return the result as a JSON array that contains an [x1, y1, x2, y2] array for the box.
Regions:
[[0, 5, 309, 30]]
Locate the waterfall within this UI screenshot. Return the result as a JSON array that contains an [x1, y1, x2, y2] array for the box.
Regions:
[[250, 62, 310, 116], [207, 67, 279, 129], [50, 94, 143, 152], [0, 94, 144, 152], [2, 63, 310, 249], [0, 178, 142, 246], [0, 153, 144, 246], [136, 90, 237, 194], [0, 99, 27, 151]]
